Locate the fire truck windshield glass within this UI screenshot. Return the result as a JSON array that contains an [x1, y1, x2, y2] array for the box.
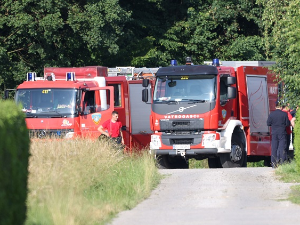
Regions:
[[153, 75, 216, 103], [15, 88, 77, 116]]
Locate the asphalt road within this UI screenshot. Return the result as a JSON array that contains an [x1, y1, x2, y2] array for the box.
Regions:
[[110, 167, 300, 225]]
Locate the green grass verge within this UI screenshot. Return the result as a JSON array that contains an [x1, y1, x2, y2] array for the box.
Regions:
[[25, 138, 162, 225], [276, 160, 300, 205]]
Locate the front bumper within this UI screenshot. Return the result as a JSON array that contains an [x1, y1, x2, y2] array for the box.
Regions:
[[150, 148, 218, 156]]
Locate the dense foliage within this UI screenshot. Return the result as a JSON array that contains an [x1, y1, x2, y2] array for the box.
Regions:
[[1, 0, 300, 105], [293, 112, 300, 172], [1, 0, 265, 95], [0, 100, 30, 225], [257, 0, 300, 107]]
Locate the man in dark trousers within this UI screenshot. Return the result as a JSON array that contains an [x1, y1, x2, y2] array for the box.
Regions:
[[267, 101, 290, 168]]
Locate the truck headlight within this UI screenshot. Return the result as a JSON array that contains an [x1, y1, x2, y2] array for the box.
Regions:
[[65, 132, 75, 139], [150, 135, 161, 149], [202, 133, 216, 148]]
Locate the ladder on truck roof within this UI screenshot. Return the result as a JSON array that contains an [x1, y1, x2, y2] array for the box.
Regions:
[[204, 60, 276, 70], [107, 67, 159, 80]]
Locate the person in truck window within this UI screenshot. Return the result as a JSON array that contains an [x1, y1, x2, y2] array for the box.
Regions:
[[98, 111, 124, 145], [267, 101, 290, 168]]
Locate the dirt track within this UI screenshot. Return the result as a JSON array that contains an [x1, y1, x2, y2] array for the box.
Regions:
[[110, 167, 300, 225]]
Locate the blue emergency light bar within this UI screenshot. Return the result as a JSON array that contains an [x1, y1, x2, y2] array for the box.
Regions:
[[66, 72, 75, 81], [212, 58, 220, 66], [171, 60, 177, 66], [27, 72, 36, 81]]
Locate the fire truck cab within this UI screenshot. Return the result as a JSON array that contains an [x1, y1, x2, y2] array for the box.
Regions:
[[13, 66, 155, 151], [142, 58, 278, 168]]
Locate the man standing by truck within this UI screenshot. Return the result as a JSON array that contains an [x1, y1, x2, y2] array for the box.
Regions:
[[267, 101, 290, 168], [98, 111, 124, 145]]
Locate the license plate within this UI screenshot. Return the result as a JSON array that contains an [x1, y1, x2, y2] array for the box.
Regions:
[[173, 144, 190, 149]]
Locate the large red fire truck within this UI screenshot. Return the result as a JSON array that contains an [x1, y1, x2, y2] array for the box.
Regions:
[[142, 58, 281, 168], [9, 66, 157, 151]]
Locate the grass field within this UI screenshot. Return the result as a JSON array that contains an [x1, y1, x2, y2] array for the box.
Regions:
[[25, 139, 300, 225], [25, 138, 162, 225]]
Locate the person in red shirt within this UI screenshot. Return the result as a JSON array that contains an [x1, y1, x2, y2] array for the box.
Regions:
[[282, 104, 293, 159], [98, 111, 124, 145]]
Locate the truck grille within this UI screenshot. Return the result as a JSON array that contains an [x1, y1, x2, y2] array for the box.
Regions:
[[161, 133, 202, 146], [160, 118, 204, 131], [171, 139, 193, 145], [29, 129, 74, 138]]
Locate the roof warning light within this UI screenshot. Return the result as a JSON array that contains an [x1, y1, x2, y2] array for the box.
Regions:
[[66, 72, 75, 81], [27, 72, 36, 81]]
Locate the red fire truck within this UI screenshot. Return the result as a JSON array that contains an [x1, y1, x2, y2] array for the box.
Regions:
[[10, 66, 157, 151], [142, 58, 280, 168]]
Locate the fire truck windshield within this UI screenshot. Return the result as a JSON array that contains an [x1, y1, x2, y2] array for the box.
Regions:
[[153, 75, 216, 103], [15, 88, 77, 116]]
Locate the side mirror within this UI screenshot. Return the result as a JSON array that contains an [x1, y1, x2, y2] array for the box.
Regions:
[[142, 79, 149, 87], [142, 89, 148, 102], [227, 76, 236, 85], [228, 87, 237, 99]]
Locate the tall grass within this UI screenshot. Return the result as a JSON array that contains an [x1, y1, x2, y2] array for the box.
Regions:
[[26, 138, 161, 225], [276, 161, 300, 205]]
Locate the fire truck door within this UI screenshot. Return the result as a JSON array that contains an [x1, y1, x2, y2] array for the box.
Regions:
[[80, 86, 114, 138], [246, 76, 269, 134]]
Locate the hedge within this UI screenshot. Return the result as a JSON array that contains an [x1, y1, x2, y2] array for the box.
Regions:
[[0, 100, 30, 225]]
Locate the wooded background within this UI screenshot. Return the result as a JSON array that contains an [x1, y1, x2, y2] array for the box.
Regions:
[[0, 0, 299, 104]]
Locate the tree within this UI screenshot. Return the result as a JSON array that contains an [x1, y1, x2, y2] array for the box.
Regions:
[[0, 0, 130, 94], [257, 0, 300, 106], [117, 0, 266, 66]]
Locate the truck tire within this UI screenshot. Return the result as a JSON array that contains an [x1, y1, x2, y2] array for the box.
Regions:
[[219, 131, 247, 168], [208, 157, 222, 168], [156, 155, 189, 169]]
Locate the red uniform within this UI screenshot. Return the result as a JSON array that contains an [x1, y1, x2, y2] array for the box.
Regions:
[[101, 119, 122, 137], [282, 109, 292, 134]]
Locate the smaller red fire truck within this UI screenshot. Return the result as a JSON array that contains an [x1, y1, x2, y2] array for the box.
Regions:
[[142, 58, 282, 168], [9, 66, 158, 151]]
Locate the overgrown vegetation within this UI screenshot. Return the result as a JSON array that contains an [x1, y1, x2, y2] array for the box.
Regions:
[[26, 138, 161, 225], [275, 109, 300, 206], [0, 100, 30, 225], [275, 161, 300, 205], [0, 0, 266, 95]]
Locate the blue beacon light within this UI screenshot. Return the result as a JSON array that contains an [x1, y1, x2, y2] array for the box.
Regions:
[[212, 58, 220, 66], [27, 72, 36, 81], [171, 60, 177, 66], [66, 72, 75, 81]]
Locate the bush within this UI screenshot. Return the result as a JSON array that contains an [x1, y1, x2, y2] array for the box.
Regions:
[[0, 100, 30, 225], [294, 111, 300, 172]]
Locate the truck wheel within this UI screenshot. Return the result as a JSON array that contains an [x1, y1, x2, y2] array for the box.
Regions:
[[208, 157, 222, 168], [219, 132, 247, 168], [156, 155, 189, 169]]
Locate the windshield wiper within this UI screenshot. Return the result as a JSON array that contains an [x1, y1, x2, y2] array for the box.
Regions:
[[176, 99, 206, 103], [48, 110, 63, 118], [186, 99, 206, 103], [167, 101, 179, 105]]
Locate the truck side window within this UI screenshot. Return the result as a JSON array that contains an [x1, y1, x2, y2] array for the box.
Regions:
[[220, 77, 228, 105], [108, 84, 122, 107], [84, 91, 95, 113]]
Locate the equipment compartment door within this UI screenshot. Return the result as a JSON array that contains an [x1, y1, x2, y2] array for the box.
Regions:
[[246, 76, 269, 133], [129, 83, 152, 134]]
